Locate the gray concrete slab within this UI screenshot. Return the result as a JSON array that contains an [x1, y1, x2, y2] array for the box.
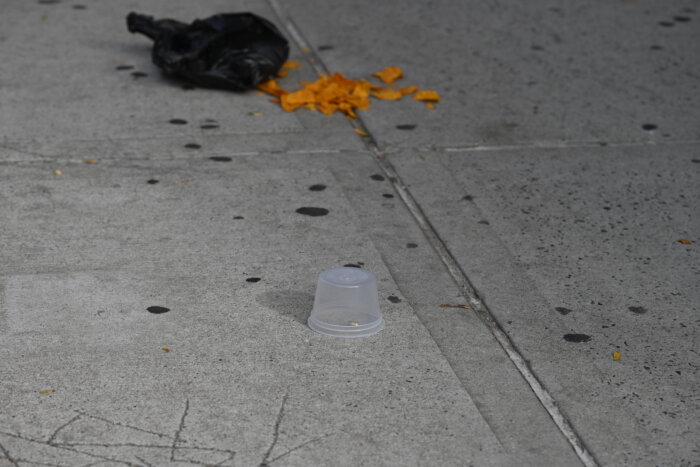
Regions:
[[0, 152, 581, 466], [281, 0, 700, 149], [385, 144, 700, 466]]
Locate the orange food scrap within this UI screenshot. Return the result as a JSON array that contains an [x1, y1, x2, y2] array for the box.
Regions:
[[276, 69, 289, 78], [282, 60, 302, 69], [373, 66, 403, 85], [678, 239, 694, 245], [414, 90, 441, 102], [426, 102, 435, 109], [372, 88, 403, 101], [613, 352, 621, 361], [258, 67, 437, 118], [354, 128, 368, 136]]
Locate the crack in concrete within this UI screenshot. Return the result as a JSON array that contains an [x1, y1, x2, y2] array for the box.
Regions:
[[0, 439, 19, 466], [259, 392, 288, 467], [47, 413, 81, 445], [266, 433, 334, 465], [74, 410, 170, 439], [171, 398, 190, 462], [134, 455, 154, 467]]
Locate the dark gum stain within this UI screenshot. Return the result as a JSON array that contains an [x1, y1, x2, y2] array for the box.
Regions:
[[296, 207, 329, 216], [72, 4, 86, 9], [184, 143, 201, 149], [246, 277, 261, 283], [478, 220, 490, 225], [462, 195, 474, 201], [209, 156, 232, 162], [169, 118, 187, 125], [233, 216, 244, 219], [396, 124, 416, 130], [658, 21, 674, 27], [309, 184, 327, 191], [131, 72, 148, 78], [674, 16, 691, 22], [629, 306, 647, 315], [642, 123, 657, 131], [370, 174, 385, 181], [147, 306, 170, 314], [382, 193, 394, 198], [691, 159, 700, 163], [406, 243, 418, 248], [563, 333, 591, 343], [147, 179, 159, 184], [555, 307, 573, 315], [200, 124, 220, 129], [387, 296, 401, 303], [115, 65, 134, 70]]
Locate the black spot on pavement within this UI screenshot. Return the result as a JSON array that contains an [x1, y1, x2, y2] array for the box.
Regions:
[[115, 65, 134, 71], [147, 179, 159, 184], [169, 118, 187, 125], [131, 71, 148, 79], [387, 296, 401, 303], [642, 123, 658, 131], [200, 124, 220, 130], [296, 207, 329, 216], [462, 194, 474, 201], [343, 264, 361, 268], [692, 159, 700, 163], [209, 156, 232, 162], [406, 243, 418, 248], [382, 193, 394, 198], [184, 143, 201, 149], [629, 306, 647, 314], [396, 124, 416, 130], [556, 307, 573, 315], [233, 216, 244, 219], [38, 0, 60, 4], [72, 4, 86, 9], [658, 21, 675, 27], [478, 220, 490, 225], [246, 277, 261, 283], [309, 184, 327, 191], [370, 174, 385, 181], [674, 16, 691, 22], [147, 306, 170, 314], [563, 333, 591, 343]]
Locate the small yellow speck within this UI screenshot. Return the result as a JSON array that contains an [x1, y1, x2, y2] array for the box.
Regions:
[[613, 352, 621, 361], [250, 112, 263, 117], [425, 102, 435, 110], [53, 169, 62, 176], [39, 389, 55, 394], [161, 347, 171, 353], [349, 321, 360, 327], [354, 128, 368, 136], [84, 159, 97, 164]]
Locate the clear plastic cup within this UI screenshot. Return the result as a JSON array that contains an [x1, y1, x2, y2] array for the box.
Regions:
[[308, 267, 384, 338]]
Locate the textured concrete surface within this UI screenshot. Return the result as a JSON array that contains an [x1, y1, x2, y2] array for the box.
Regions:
[[2, 0, 699, 466]]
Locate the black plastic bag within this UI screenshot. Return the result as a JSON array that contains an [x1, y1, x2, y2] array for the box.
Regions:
[[126, 12, 289, 91]]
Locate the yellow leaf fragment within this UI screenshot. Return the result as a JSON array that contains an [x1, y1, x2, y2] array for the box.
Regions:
[[373, 66, 403, 85], [414, 90, 441, 102], [39, 389, 55, 394], [678, 239, 694, 245], [354, 128, 368, 136], [282, 60, 302, 69], [613, 352, 621, 361], [161, 347, 171, 353], [439, 304, 473, 309], [372, 88, 403, 100], [400, 85, 418, 95], [257, 79, 287, 97]]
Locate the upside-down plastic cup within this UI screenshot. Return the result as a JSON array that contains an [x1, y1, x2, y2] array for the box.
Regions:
[[308, 267, 384, 338]]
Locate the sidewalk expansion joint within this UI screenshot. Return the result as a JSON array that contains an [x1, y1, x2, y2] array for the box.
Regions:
[[268, 1, 600, 465]]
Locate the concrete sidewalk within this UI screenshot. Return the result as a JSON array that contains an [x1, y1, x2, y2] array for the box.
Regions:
[[1, 1, 698, 466]]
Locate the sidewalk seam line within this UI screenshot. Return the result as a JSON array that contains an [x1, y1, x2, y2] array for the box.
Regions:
[[267, 2, 599, 465]]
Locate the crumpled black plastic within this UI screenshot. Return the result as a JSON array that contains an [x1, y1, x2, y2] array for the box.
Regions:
[[126, 12, 289, 91]]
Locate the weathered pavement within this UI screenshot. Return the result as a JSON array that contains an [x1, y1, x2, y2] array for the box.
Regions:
[[1, 1, 698, 466]]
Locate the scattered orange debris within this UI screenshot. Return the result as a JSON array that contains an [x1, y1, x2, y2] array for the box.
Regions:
[[613, 352, 621, 361], [373, 66, 403, 85], [414, 90, 441, 102], [678, 239, 694, 245], [258, 65, 438, 119]]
